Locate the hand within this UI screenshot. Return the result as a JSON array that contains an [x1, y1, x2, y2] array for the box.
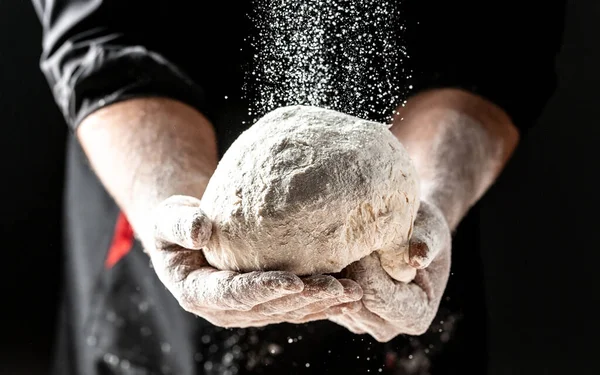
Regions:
[[144, 195, 363, 328], [328, 200, 451, 341]]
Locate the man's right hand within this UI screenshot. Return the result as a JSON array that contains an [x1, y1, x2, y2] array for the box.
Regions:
[[145, 195, 363, 328]]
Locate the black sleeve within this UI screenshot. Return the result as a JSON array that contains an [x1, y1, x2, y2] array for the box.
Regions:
[[403, 0, 566, 131], [32, 0, 207, 131]]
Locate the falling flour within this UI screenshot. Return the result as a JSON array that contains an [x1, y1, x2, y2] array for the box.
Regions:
[[243, 0, 411, 123], [200, 105, 420, 282], [197, 2, 460, 372]]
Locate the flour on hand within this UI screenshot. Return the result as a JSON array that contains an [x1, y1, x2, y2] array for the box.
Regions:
[[200, 106, 420, 282]]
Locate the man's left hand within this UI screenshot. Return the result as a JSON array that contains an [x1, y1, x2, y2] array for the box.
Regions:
[[328, 200, 452, 342]]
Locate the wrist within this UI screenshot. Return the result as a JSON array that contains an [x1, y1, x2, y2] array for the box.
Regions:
[[417, 181, 467, 231], [126, 176, 211, 237], [392, 89, 518, 231]]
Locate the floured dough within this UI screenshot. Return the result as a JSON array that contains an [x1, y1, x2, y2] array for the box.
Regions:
[[200, 105, 420, 282]]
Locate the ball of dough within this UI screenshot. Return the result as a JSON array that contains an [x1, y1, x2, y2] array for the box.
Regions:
[[200, 105, 420, 281]]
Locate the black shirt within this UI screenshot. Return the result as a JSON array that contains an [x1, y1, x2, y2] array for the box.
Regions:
[[33, 1, 565, 374]]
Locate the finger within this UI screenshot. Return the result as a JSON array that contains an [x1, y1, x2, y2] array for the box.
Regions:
[[198, 309, 282, 328], [283, 298, 363, 324], [342, 305, 400, 342], [149, 247, 208, 286], [283, 311, 330, 324], [326, 300, 363, 315], [206, 305, 345, 328], [153, 195, 212, 249], [407, 200, 450, 269], [282, 279, 362, 319], [344, 303, 387, 329], [348, 254, 430, 323], [328, 314, 366, 335], [378, 248, 417, 283], [252, 275, 345, 315], [180, 269, 304, 311], [220, 300, 362, 327]]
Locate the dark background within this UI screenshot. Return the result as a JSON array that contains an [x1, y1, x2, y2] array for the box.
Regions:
[[0, 1, 66, 374], [0, 1, 598, 374]]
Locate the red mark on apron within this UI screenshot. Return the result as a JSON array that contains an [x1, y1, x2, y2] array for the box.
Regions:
[[105, 212, 134, 268]]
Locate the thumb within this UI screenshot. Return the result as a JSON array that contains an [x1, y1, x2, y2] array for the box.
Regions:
[[407, 200, 451, 269], [152, 195, 212, 249]]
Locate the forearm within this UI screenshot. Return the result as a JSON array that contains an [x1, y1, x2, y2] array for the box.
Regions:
[[390, 88, 519, 230], [77, 97, 218, 237]]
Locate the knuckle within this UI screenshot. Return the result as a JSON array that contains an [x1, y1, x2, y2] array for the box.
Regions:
[[207, 316, 228, 328], [252, 304, 275, 316], [285, 316, 306, 324], [407, 324, 429, 336], [283, 311, 301, 320], [219, 320, 237, 328], [246, 320, 269, 328], [407, 317, 434, 336], [176, 291, 198, 313], [371, 330, 393, 342], [201, 312, 239, 328], [375, 334, 390, 343], [178, 297, 196, 313]]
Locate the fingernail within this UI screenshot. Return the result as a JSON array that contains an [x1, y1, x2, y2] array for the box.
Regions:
[[190, 212, 211, 247], [324, 279, 344, 297], [278, 274, 304, 293], [261, 272, 303, 293], [306, 275, 344, 296], [345, 286, 363, 300], [409, 242, 429, 268]]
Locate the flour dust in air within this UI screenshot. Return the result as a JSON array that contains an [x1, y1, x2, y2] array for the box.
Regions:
[[243, 0, 412, 124], [231, 2, 461, 375]]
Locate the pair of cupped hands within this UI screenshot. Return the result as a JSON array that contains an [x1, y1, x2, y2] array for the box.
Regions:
[[145, 195, 451, 342]]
